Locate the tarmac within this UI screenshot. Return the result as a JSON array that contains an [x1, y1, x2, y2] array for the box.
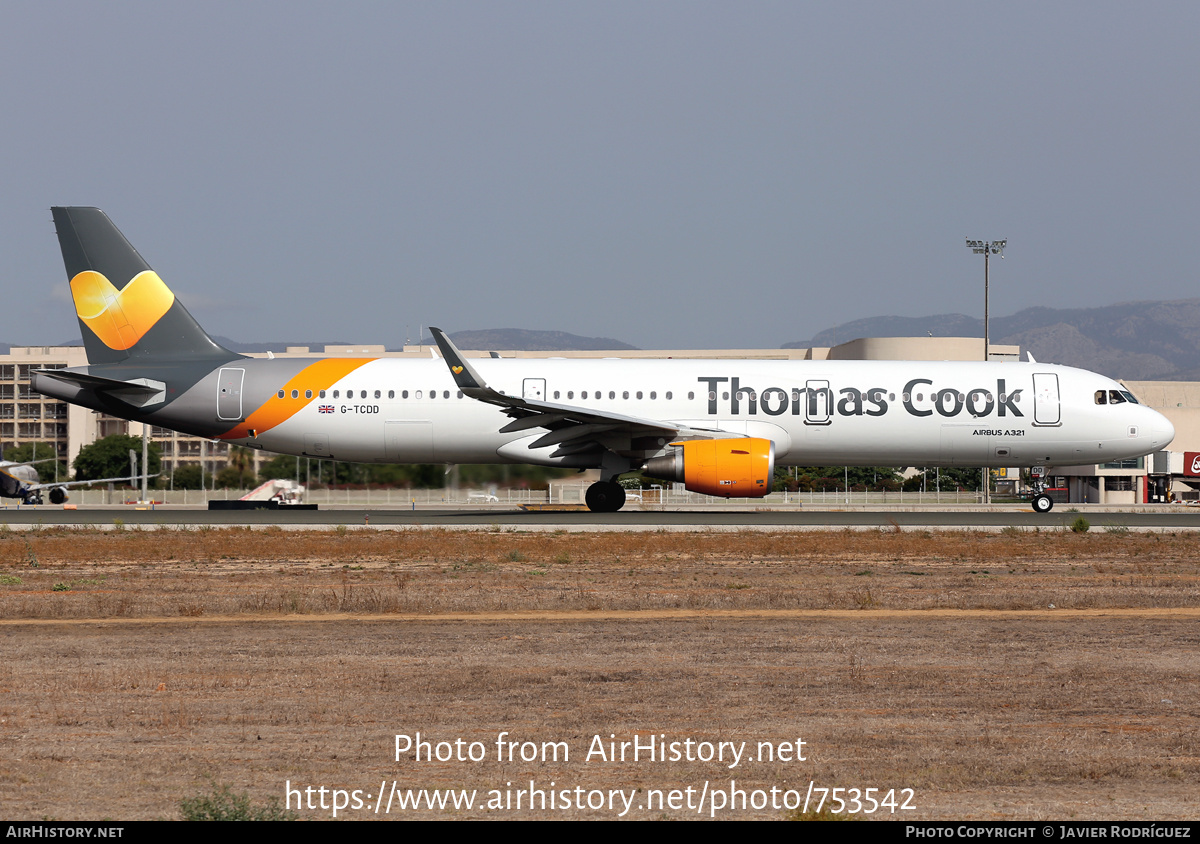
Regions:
[[0, 503, 1198, 531]]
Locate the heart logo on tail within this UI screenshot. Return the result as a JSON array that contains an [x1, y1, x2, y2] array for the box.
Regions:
[[70, 270, 175, 351]]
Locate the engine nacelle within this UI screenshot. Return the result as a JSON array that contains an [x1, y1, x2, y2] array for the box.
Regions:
[[48, 487, 68, 505], [643, 437, 776, 498]]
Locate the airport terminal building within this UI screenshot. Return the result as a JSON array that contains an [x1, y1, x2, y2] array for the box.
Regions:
[[3, 338, 1195, 503]]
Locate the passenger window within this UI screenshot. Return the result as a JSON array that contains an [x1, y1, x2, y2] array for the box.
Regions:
[[636, 391, 643, 399], [319, 390, 326, 398], [333, 390, 340, 399], [722, 392, 729, 400], [374, 390, 381, 399], [568, 391, 574, 399], [291, 389, 299, 399], [277, 390, 284, 399], [415, 390, 423, 399], [457, 391, 463, 398], [622, 391, 629, 399], [444, 391, 449, 399], [609, 391, 615, 399], [388, 390, 394, 399], [305, 390, 313, 399], [361, 390, 367, 399], [402, 390, 409, 399], [708, 391, 716, 401], [553, 391, 560, 399], [667, 391, 673, 400], [650, 391, 656, 400]]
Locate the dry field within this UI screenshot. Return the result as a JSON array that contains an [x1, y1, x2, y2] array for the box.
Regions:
[[1, 525, 1198, 820]]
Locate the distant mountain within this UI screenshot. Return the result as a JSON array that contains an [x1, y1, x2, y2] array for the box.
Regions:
[[783, 300, 1200, 381], [419, 328, 638, 352]]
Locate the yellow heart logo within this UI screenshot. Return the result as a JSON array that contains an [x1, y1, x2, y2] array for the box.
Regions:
[[451, 365, 464, 375], [70, 270, 175, 351]]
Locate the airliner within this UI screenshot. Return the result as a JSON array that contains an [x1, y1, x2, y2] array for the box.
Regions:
[[32, 207, 1175, 513], [0, 456, 148, 505]]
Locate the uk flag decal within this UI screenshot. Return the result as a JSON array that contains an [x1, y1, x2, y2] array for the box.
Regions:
[[318, 405, 334, 414]]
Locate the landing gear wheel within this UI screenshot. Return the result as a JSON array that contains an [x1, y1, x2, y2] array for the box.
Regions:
[[1032, 494, 1054, 514], [585, 481, 626, 513]]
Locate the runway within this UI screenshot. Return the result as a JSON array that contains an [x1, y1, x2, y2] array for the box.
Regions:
[[1, 505, 1198, 530]]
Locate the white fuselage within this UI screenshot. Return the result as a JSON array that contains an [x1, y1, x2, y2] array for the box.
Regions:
[[229, 357, 1175, 469]]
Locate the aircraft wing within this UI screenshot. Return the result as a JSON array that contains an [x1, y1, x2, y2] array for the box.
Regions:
[[25, 474, 160, 493], [430, 328, 736, 459]]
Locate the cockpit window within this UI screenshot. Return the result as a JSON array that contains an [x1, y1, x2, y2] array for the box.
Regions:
[[1120, 391, 1139, 404], [1109, 390, 1126, 404], [1095, 390, 1107, 405]]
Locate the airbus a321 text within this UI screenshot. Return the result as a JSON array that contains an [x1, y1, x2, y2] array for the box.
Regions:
[[32, 207, 1175, 513]]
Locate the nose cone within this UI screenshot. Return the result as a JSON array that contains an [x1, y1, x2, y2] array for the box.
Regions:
[[1138, 405, 1175, 450], [1155, 413, 1176, 449]]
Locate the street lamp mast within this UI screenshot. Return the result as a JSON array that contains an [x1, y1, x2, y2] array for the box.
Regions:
[[965, 239, 1006, 362], [966, 238, 1006, 506]]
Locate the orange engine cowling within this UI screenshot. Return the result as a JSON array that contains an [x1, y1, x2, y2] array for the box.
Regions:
[[643, 437, 776, 498]]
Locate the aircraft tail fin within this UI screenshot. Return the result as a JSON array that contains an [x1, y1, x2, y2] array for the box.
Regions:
[[51, 207, 235, 365]]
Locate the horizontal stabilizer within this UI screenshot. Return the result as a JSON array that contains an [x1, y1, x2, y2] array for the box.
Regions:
[[33, 369, 166, 408]]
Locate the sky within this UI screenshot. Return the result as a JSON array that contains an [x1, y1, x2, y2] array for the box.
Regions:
[[2, 1, 1197, 350]]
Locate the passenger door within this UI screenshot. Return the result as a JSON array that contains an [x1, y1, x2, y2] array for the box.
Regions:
[[1033, 373, 1061, 426]]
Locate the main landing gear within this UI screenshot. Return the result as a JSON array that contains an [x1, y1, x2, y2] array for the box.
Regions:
[[585, 481, 626, 513]]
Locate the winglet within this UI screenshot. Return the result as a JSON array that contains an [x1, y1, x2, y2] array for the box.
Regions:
[[429, 327, 490, 393]]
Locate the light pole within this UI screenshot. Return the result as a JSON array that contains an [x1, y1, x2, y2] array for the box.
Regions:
[[965, 239, 1006, 363], [966, 238, 1006, 506]]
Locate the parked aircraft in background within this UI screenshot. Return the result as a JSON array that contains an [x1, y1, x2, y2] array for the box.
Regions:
[[32, 207, 1174, 512], [0, 458, 149, 505]]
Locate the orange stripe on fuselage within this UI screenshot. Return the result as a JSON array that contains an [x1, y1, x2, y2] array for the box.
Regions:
[[219, 358, 376, 440]]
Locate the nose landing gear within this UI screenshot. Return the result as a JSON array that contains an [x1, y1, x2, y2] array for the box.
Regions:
[[1029, 465, 1053, 513], [1031, 493, 1054, 513]]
